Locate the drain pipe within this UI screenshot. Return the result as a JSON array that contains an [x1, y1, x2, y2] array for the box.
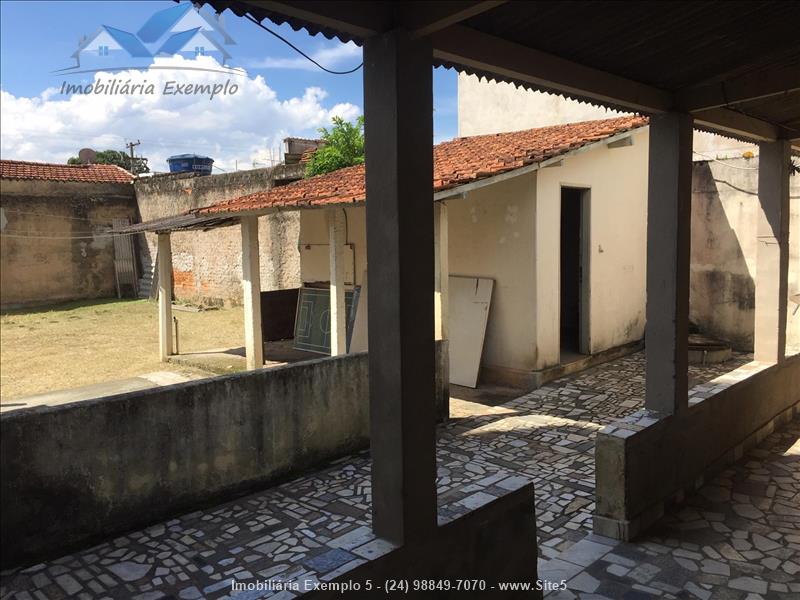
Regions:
[[173, 316, 179, 355]]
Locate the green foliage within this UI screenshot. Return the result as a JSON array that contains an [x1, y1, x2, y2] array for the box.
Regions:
[[304, 116, 364, 177], [68, 149, 149, 175]]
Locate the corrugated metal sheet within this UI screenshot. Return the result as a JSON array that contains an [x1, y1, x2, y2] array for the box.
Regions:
[[110, 213, 240, 234]]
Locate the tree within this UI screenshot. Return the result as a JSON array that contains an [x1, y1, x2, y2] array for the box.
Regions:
[[304, 116, 364, 177], [68, 149, 149, 175]]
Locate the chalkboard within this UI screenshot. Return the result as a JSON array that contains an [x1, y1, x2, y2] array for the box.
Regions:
[[293, 286, 360, 354]]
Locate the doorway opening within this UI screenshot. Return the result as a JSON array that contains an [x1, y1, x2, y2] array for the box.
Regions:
[[560, 187, 589, 363]]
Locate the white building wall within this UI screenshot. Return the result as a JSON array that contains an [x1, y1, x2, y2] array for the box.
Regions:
[[458, 73, 624, 137], [447, 172, 538, 373], [536, 129, 650, 358]]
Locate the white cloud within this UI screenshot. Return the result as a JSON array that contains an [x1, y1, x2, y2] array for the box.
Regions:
[[0, 55, 361, 172], [248, 41, 361, 71]]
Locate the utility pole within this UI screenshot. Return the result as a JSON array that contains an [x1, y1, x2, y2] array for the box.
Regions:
[[125, 140, 141, 175]]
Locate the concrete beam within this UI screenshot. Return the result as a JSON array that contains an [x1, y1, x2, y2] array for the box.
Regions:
[[157, 233, 173, 361], [676, 66, 800, 112], [434, 202, 449, 341], [431, 24, 673, 113], [364, 28, 437, 544], [328, 208, 347, 355], [645, 113, 693, 415], [405, 1, 507, 38], [241, 216, 263, 369], [754, 140, 791, 363]]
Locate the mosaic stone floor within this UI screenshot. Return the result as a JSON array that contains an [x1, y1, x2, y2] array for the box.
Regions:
[[541, 417, 800, 600], [3, 351, 789, 600]]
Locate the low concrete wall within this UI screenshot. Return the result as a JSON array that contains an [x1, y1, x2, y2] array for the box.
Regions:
[[594, 356, 800, 540], [1, 343, 449, 567], [315, 483, 541, 599], [1, 353, 369, 566]]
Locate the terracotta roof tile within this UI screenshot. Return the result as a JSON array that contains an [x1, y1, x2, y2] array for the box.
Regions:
[[199, 116, 647, 215], [0, 159, 134, 184]]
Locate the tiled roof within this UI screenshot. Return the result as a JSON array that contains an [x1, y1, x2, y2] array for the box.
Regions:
[[198, 116, 647, 215], [0, 160, 134, 184]]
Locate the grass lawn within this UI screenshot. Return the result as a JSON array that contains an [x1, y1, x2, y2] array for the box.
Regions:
[[0, 299, 245, 400]]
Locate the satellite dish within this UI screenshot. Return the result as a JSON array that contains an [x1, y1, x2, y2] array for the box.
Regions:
[[78, 148, 97, 164]]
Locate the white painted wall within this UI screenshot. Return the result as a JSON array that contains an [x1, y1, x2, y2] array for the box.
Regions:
[[447, 173, 538, 373], [299, 207, 366, 286], [458, 73, 625, 136], [536, 128, 650, 360]]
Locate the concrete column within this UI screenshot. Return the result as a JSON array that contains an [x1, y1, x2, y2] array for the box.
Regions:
[[241, 216, 263, 370], [157, 233, 173, 361], [328, 208, 347, 355], [754, 140, 791, 363], [364, 28, 436, 544], [434, 201, 449, 341], [645, 113, 693, 415]]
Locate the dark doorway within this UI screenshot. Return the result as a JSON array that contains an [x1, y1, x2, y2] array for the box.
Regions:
[[560, 187, 585, 359]]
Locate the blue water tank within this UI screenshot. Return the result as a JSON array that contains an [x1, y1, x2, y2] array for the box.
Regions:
[[167, 154, 214, 175]]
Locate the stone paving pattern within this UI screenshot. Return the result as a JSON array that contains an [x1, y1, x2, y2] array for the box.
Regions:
[[4, 351, 796, 600]]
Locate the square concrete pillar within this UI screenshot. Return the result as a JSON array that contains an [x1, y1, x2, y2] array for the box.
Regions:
[[645, 113, 693, 415], [364, 28, 437, 544], [241, 216, 263, 370], [328, 208, 347, 356], [434, 201, 449, 342], [754, 140, 791, 363], [157, 233, 173, 361]]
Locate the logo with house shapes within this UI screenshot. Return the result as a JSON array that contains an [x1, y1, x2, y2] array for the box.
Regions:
[[62, 2, 236, 73]]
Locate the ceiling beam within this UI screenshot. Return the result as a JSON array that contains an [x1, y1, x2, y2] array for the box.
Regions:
[[431, 25, 674, 113], [403, 1, 507, 38], [692, 108, 784, 142], [676, 65, 800, 112]]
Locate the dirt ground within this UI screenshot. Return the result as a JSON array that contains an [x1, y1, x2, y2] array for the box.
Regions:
[[0, 299, 245, 400]]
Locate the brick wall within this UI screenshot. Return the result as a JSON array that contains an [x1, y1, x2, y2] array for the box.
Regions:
[[134, 165, 303, 305]]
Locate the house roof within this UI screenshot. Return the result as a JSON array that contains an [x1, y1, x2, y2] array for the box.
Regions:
[[103, 26, 152, 58], [0, 160, 134, 184], [198, 115, 647, 215], [137, 3, 193, 43]]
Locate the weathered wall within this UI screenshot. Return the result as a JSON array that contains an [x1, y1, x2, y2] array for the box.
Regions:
[[1, 353, 369, 566], [536, 128, 649, 358], [690, 157, 800, 352], [134, 165, 303, 305], [0, 179, 137, 309], [447, 173, 538, 373], [457, 73, 623, 137]]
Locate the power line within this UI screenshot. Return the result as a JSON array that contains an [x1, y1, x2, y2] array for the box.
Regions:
[[244, 14, 363, 75]]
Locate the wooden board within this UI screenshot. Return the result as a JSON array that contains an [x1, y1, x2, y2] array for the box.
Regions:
[[448, 276, 494, 388]]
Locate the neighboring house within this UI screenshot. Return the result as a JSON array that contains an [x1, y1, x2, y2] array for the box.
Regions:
[[68, 2, 233, 69], [0, 160, 136, 309], [184, 116, 650, 389]]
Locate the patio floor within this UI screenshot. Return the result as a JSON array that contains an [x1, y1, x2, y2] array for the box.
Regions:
[[4, 351, 792, 600]]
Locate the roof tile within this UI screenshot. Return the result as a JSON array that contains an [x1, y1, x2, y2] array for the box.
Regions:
[[0, 160, 134, 184], [198, 115, 647, 215]]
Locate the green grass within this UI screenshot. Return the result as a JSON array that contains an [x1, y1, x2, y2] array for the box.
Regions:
[[1, 299, 244, 400]]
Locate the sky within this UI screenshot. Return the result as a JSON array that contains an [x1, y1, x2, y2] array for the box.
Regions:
[[0, 0, 458, 172]]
